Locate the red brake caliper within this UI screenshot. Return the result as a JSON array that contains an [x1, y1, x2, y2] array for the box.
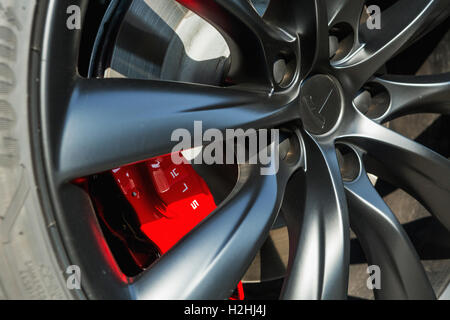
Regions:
[[111, 152, 244, 299]]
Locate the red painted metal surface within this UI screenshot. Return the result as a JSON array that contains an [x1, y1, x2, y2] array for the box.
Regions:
[[108, 152, 244, 299], [111, 153, 216, 253]]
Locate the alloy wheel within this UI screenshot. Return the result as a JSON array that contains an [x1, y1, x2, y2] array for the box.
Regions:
[[33, 0, 450, 299]]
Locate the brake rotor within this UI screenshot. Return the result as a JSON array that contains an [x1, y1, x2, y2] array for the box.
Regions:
[[103, 0, 229, 84]]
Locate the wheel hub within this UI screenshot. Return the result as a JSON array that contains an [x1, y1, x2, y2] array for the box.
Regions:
[[299, 75, 343, 135]]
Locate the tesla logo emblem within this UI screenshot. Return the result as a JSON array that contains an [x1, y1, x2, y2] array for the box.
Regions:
[[303, 89, 334, 129]]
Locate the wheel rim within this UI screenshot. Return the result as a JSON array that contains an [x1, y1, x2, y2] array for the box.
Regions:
[[32, 0, 450, 299]]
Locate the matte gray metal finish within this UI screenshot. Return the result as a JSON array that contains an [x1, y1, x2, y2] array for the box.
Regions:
[[36, 0, 450, 300], [345, 146, 436, 299], [281, 135, 349, 299]]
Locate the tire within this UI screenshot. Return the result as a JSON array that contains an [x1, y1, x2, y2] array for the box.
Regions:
[[0, 0, 74, 300]]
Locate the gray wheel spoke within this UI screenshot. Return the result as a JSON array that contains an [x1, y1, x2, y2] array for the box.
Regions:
[[57, 77, 295, 181], [373, 73, 450, 122], [177, 0, 296, 85], [344, 148, 435, 300], [339, 113, 450, 231], [132, 156, 292, 299], [335, 0, 448, 92], [265, 0, 329, 76], [281, 134, 349, 300], [326, 0, 365, 29]]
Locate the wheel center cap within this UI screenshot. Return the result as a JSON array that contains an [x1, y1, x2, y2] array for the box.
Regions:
[[299, 74, 342, 135]]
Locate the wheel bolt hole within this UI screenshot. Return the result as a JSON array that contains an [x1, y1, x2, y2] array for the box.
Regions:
[[329, 35, 339, 59], [273, 53, 296, 88], [336, 144, 360, 182], [279, 129, 301, 165], [353, 83, 390, 119], [273, 59, 287, 84], [329, 23, 354, 62]]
